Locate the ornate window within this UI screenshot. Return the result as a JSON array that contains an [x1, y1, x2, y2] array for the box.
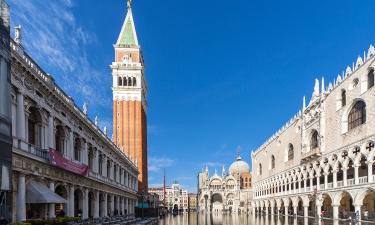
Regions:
[[118, 77, 122, 86], [271, 155, 275, 169], [341, 90, 346, 107], [259, 163, 262, 175], [348, 101, 366, 130], [133, 77, 137, 86], [28, 107, 42, 147], [74, 137, 81, 161], [128, 77, 132, 86], [55, 125, 65, 154], [98, 154, 103, 175], [368, 69, 374, 89], [288, 144, 294, 161], [310, 130, 319, 150], [88, 148, 94, 170]]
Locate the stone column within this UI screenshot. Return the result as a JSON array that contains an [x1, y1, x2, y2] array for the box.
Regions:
[[94, 149, 99, 173], [116, 196, 120, 215], [333, 204, 339, 220], [122, 197, 125, 215], [102, 156, 107, 177], [293, 182, 297, 194], [125, 198, 128, 215], [304, 179, 307, 192], [110, 195, 115, 215], [316, 175, 320, 190], [48, 115, 54, 149], [68, 130, 74, 158], [293, 206, 297, 215], [94, 191, 100, 218], [49, 181, 56, 218], [354, 164, 359, 185], [110, 163, 114, 180], [343, 168, 348, 186], [368, 161, 373, 183], [324, 173, 328, 189], [17, 174, 26, 222], [303, 205, 309, 218], [103, 193, 108, 217], [354, 204, 361, 221], [82, 141, 88, 164], [83, 189, 89, 219], [16, 92, 26, 141], [309, 177, 313, 191], [333, 170, 337, 188], [68, 185, 75, 217]]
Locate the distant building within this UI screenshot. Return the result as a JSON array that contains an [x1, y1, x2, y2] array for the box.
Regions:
[[148, 182, 189, 212], [188, 193, 197, 211], [197, 153, 253, 213]]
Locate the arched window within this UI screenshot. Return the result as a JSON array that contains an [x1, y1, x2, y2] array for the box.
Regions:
[[118, 77, 122, 86], [341, 90, 346, 107], [88, 148, 93, 170], [98, 154, 103, 175], [128, 77, 132, 86], [259, 163, 262, 175], [271, 155, 275, 169], [310, 130, 319, 150], [368, 69, 374, 89], [348, 101, 366, 130], [28, 107, 42, 147], [133, 77, 137, 86], [288, 144, 294, 161], [123, 77, 127, 86], [55, 125, 65, 154]]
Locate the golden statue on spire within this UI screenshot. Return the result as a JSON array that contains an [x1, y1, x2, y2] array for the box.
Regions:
[[127, 0, 132, 9]]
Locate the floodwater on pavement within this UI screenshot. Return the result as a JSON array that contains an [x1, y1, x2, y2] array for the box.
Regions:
[[158, 212, 375, 225]]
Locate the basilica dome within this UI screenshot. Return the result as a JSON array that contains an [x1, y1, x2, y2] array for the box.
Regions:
[[229, 155, 250, 175]]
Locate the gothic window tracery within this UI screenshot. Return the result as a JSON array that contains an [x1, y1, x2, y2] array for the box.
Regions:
[[310, 130, 319, 150], [348, 100, 366, 130]]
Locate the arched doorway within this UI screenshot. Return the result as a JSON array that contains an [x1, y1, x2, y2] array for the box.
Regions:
[[211, 193, 223, 213], [55, 185, 68, 216], [74, 189, 83, 217], [297, 197, 303, 216], [27, 107, 43, 147]]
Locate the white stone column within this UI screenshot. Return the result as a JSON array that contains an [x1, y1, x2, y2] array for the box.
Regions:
[[368, 161, 373, 182], [68, 185, 75, 217], [17, 174, 26, 222], [343, 168, 348, 186], [94, 149, 99, 173], [16, 92, 26, 141], [48, 115, 54, 149], [94, 191, 100, 218], [110, 195, 115, 215], [354, 164, 359, 185], [316, 175, 320, 190], [324, 173, 328, 189], [303, 205, 309, 218], [102, 156, 107, 177], [293, 206, 298, 215], [49, 181, 56, 218], [333, 204, 339, 220], [82, 141, 88, 164], [68, 130, 74, 158], [316, 203, 322, 219], [110, 163, 114, 180], [333, 170, 338, 188], [310, 177, 313, 191], [103, 193, 108, 217], [83, 189, 89, 219], [354, 204, 362, 221]]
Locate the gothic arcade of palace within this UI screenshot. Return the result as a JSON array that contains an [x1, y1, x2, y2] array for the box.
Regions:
[[251, 46, 375, 221]]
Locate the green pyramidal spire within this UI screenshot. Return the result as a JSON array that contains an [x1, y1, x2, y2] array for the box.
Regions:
[[116, 1, 139, 47]]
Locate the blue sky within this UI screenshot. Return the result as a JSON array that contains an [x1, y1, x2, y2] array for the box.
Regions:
[[8, 0, 375, 192]]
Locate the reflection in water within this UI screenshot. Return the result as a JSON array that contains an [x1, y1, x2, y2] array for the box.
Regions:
[[158, 213, 350, 225]]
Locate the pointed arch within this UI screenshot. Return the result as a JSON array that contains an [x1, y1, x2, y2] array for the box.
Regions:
[[348, 100, 366, 130]]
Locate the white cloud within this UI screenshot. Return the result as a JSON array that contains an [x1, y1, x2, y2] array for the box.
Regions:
[[148, 156, 175, 172], [8, 0, 111, 122]]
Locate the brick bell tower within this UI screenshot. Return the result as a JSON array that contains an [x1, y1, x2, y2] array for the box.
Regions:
[[111, 0, 148, 193]]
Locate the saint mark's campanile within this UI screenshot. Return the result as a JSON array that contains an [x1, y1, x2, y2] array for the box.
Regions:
[[111, 0, 148, 193]]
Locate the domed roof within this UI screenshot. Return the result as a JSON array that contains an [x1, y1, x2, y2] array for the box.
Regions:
[[229, 155, 250, 175]]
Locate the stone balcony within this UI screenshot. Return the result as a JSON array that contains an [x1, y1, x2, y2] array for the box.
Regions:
[[301, 147, 321, 162]]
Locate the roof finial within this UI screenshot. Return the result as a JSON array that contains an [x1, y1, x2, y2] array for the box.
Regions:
[[236, 146, 241, 157], [127, 0, 132, 9]]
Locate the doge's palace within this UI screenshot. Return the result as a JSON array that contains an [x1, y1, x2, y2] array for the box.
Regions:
[[251, 44, 375, 221]]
